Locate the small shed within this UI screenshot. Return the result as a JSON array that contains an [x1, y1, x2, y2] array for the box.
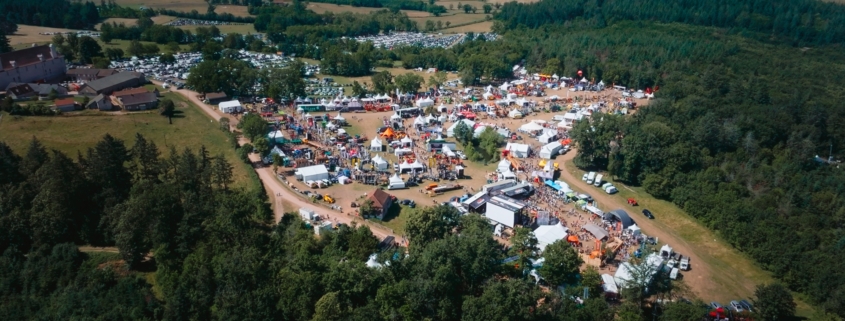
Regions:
[[299, 208, 317, 221]]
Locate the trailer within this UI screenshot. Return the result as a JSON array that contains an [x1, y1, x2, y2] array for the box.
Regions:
[[428, 184, 462, 196], [679, 256, 690, 271]]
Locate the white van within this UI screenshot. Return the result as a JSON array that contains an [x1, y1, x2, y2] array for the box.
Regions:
[[670, 268, 679, 280], [594, 174, 603, 187], [586, 172, 596, 185], [605, 186, 618, 194]]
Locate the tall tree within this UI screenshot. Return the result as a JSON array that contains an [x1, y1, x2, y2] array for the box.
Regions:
[[538, 240, 583, 286], [508, 226, 538, 273], [754, 283, 796, 321], [404, 205, 460, 251]]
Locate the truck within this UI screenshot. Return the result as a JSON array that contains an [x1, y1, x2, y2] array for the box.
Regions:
[[429, 184, 462, 196], [586, 172, 596, 185], [679, 256, 690, 271], [593, 174, 604, 187]]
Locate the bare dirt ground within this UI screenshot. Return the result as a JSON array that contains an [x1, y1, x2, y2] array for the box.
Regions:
[[157, 81, 398, 241]]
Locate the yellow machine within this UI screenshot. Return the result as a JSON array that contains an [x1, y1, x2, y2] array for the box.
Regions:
[[324, 195, 335, 203]]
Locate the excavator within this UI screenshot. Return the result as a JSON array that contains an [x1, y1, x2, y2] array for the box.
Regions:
[[323, 195, 335, 203]]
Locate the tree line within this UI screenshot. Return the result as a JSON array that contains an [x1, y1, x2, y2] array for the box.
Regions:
[[494, 0, 845, 46], [561, 21, 845, 318], [0, 0, 99, 30]]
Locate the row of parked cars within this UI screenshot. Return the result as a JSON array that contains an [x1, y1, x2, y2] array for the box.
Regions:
[[711, 300, 754, 313], [582, 171, 618, 194]]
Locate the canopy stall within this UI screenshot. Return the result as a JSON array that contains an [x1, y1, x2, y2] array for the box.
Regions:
[[371, 155, 389, 171], [370, 137, 384, 152], [442, 145, 456, 157]]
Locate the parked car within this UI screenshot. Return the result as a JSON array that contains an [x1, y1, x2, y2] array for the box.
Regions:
[[739, 300, 753, 312], [710, 302, 723, 309], [400, 199, 416, 208], [642, 209, 655, 219], [729, 301, 745, 313], [455, 151, 467, 159]]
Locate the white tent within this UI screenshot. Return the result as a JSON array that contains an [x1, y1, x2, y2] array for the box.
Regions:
[[497, 158, 512, 173], [390, 113, 401, 121], [508, 109, 523, 118], [219, 100, 243, 113], [538, 132, 557, 144], [416, 97, 434, 107], [473, 125, 488, 138], [388, 173, 406, 189], [372, 155, 389, 171], [400, 136, 413, 147], [333, 114, 345, 121], [519, 122, 545, 132], [366, 254, 384, 269], [394, 148, 413, 156], [539, 142, 563, 159], [337, 128, 347, 135], [399, 159, 425, 172], [326, 122, 337, 130], [535, 223, 569, 251], [426, 114, 437, 123], [438, 114, 447, 123], [296, 165, 329, 181], [370, 137, 383, 152], [442, 145, 456, 158], [505, 143, 530, 158], [602, 274, 619, 295], [414, 115, 426, 126]]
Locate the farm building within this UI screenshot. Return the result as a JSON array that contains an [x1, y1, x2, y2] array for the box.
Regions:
[[205, 92, 228, 104], [66, 68, 118, 82], [86, 94, 113, 111], [118, 92, 158, 111], [53, 98, 76, 112], [0, 44, 66, 89], [5, 82, 68, 100], [367, 189, 394, 220], [79, 72, 145, 96]]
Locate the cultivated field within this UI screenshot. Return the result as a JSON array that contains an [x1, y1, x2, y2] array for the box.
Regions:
[[306, 3, 430, 17], [412, 14, 489, 28], [111, 0, 253, 17], [0, 91, 252, 187], [440, 20, 493, 33]]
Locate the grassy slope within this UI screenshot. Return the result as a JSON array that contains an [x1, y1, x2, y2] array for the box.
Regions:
[[0, 91, 251, 188]]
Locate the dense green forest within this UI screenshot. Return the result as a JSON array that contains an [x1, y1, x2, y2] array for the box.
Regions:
[[1, 136, 698, 320], [490, 15, 845, 321], [0, 0, 99, 30], [494, 0, 845, 46]]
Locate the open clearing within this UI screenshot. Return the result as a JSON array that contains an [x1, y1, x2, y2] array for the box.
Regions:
[[306, 3, 430, 17], [7, 25, 80, 46], [439, 20, 493, 33], [111, 0, 253, 17], [0, 90, 251, 188], [411, 13, 489, 27], [176, 24, 257, 34]]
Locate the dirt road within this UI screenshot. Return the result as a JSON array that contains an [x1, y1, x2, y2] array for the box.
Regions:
[[158, 82, 398, 241], [557, 150, 749, 301]]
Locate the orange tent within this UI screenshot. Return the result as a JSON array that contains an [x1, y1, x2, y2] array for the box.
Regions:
[[567, 235, 579, 243], [381, 127, 395, 138], [561, 138, 572, 145]]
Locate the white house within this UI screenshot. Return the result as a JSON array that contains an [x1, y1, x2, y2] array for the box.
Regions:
[[295, 165, 329, 181], [219, 100, 243, 113]]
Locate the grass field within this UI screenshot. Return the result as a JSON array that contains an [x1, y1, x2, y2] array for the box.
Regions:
[[111, 0, 253, 17], [413, 14, 489, 29], [0, 91, 252, 188], [562, 161, 815, 316], [176, 24, 257, 34], [306, 3, 430, 17]]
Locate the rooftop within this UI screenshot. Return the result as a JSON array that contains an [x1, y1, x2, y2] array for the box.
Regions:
[[54, 98, 76, 106], [113, 87, 150, 97], [369, 189, 392, 208], [0, 45, 56, 71], [120, 92, 157, 106], [83, 72, 142, 92]]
